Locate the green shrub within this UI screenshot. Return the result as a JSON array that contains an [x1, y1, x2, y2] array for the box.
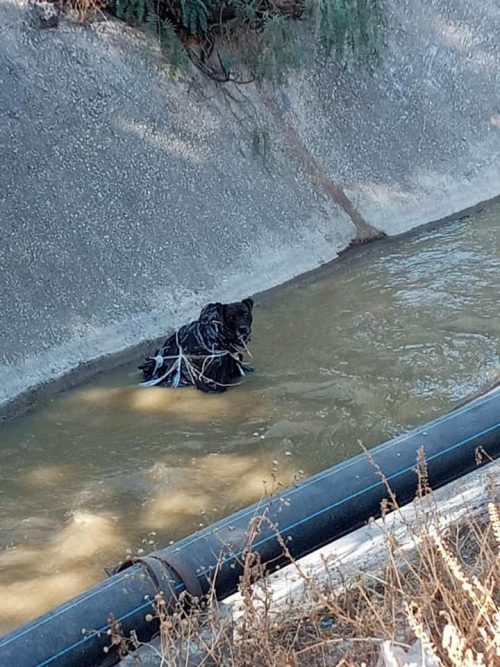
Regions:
[[105, 0, 383, 81]]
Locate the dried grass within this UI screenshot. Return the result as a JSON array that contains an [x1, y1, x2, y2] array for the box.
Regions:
[[114, 485, 499, 667], [59, 0, 105, 23]]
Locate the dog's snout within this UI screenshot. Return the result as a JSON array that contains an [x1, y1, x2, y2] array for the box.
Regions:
[[238, 325, 249, 335]]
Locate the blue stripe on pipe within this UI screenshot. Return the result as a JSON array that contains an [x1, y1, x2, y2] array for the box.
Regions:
[[36, 600, 154, 667]]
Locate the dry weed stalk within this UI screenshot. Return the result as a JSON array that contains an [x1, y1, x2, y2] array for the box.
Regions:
[[115, 480, 499, 667], [60, 0, 105, 23]]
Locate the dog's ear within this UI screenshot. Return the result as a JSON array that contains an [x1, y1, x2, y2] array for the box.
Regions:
[[242, 298, 254, 311], [199, 302, 223, 325]]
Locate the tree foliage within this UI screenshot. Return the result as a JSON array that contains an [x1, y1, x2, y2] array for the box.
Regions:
[[106, 0, 383, 82]]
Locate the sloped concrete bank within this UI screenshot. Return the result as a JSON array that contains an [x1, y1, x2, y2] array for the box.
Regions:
[[1, 0, 499, 413]]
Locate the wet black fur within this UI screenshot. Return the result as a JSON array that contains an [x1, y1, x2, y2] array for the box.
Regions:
[[138, 299, 254, 393]]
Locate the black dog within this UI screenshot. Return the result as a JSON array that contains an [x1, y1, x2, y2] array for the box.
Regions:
[[138, 299, 254, 393]]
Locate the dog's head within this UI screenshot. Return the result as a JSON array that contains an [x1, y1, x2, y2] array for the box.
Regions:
[[200, 298, 254, 347], [223, 298, 254, 345]]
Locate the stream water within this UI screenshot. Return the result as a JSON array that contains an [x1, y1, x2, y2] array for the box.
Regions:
[[0, 201, 499, 633]]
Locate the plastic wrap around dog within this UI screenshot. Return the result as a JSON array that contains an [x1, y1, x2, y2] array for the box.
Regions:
[[138, 299, 254, 393]]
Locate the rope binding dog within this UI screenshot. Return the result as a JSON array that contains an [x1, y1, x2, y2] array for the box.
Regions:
[[138, 299, 254, 393]]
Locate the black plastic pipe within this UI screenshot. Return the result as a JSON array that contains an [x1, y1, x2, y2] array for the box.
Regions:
[[1, 389, 499, 667]]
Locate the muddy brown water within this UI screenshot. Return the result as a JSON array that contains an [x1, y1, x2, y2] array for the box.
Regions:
[[0, 202, 499, 632]]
